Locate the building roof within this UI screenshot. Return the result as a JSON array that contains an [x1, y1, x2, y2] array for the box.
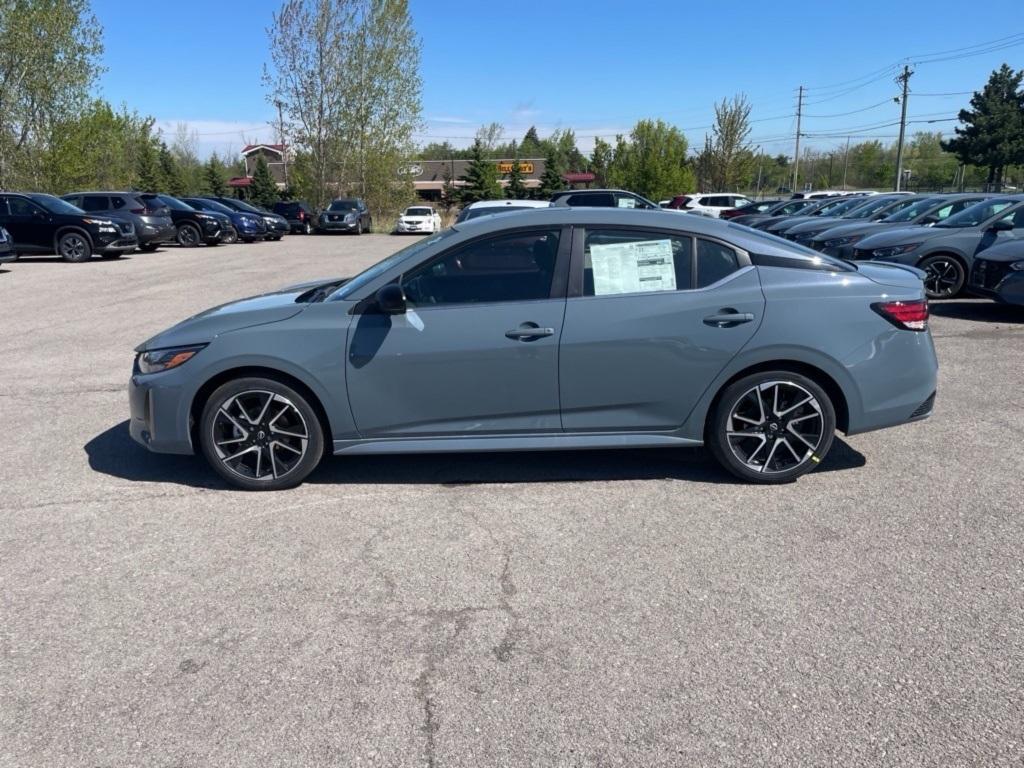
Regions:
[[563, 172, 596, 183], [241, 144, 286, 156], [227, 176, 253, 187]]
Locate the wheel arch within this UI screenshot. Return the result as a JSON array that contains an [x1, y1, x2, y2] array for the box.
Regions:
[[702, 359, 851, 436], [189, 365, 333, 457], [916, 249, 968, 271], [53, 225, 94, 253]]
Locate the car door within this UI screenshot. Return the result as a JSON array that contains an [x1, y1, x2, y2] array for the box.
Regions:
[[559, 226, 764, 431], [1, 196, 51, 252], [345, 226, 570, 437]]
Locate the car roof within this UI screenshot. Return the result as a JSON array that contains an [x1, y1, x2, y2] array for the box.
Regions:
[[465, 199, 550, 209]]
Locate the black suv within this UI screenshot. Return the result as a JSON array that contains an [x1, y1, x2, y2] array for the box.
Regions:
[[549, 189, 660, 209], [156, 195, 226, 247], [272, 200, 318, 234], [61, 191, 175, 251], [0, 192, 138, 262], [317, 198, 372, 234]]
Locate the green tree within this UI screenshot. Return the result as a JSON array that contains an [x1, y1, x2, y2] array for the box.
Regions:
[[589, 137, 613, 187], [607, 119, 695, 200], [203, 154, 228, 196], [458, 140, 501, 203], [703, 95, 754, 190], [158, 142, 184, 195], [537, 145, 564, 199], [504, 144, 528, 199], [943, 64, 1024, 188], [250, 154, 279, 206], [0, 0, 104, 189], [136, 127, 161, 191], [520, 126, 541, 157]]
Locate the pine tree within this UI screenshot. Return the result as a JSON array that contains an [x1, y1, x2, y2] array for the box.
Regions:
[[441, 165, 457, 213], [203, 154, 228, 196], [520, 126, 541, 157], [158, 142, 184, 195], [943, 64, 1024, 189], [505, 143, 528, 199], [136, 133, 161, 191], [250, 154, 279, 207], [458, 140, 501, 203], [537, 146, 564, 199]]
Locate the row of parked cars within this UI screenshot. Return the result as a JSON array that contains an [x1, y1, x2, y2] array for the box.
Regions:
[[0, 192, 381, 263]]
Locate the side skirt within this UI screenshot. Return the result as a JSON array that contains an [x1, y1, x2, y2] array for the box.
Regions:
[[332, 432, 703, 456]]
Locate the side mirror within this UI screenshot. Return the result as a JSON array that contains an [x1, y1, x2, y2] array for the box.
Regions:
[[920, 215, 938, 225], [376, 283, 407, 314], [989, 218, 1014, 232]]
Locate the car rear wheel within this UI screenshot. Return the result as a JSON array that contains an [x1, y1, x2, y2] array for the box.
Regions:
[[176, 223, 201, 247], [707, 371, 835, 484], [304, 222, 313, 235], [58, 232, 92, 262], [199, 377, 324, 491], [918, 254, 965, 299]]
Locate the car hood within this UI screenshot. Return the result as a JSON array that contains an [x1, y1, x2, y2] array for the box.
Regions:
[[135, 286, 311, 351], [785, 217, 846, 235], [857, 225, 950, 250], [813, 221, 891, 242]]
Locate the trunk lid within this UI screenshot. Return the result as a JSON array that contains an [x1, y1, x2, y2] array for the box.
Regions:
[[855, 261, 926, 289]]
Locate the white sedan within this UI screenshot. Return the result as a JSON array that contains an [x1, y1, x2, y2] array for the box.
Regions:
[[395, 205, 443, 234]]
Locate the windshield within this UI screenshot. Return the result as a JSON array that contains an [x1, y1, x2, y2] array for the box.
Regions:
[[815, 197, 862, 216], [190, 199, 234, 215], [228, 199, 264, 214], [843, 196, 898, 219], [330, 229, 458, 300], [935, 198, 1017, 228], [883, 197, 940, 222], [405, 207, 433, 216], [329, 200, 358, 211], [29, 194, 84, 215], [157, 195, 196, 212]]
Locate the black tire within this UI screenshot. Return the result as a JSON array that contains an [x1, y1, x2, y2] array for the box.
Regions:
[[57, 231, 92, 262], [199, 376, 325, 491], [707, 370, 836, 484], [918, 254, 965, 299], [176, 223, 202, 248], [222, 229, 238, 245], [355, 219, 364, 236], [139, 243, 160, 252], [304, 222, 313, 235]]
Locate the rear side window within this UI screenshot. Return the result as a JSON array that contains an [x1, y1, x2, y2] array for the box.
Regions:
[[582, 229, 693, 296], [566, 192, 615, 207], [81, 196, 110, 212], [697, 239, 740, 287], [111, 196, 127, 209]]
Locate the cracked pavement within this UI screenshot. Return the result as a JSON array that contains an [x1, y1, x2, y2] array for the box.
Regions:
[[1, 237, 1023, 766]]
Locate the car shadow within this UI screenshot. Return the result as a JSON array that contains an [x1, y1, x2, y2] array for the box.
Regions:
[[9, 256, 134, 264], [930, 299, 1024, 324], [86, 421, 866, 490]]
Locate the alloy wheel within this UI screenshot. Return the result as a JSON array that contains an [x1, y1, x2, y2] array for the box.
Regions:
[[726, 380, 825, 475], [922, 257, 962, 298], [211, 390, 309, 481], [59, 234, 87, 260], [178, 225, 200, 247]]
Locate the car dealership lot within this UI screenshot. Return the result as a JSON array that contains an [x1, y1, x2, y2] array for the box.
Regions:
[[1, 238, 1022, 765]]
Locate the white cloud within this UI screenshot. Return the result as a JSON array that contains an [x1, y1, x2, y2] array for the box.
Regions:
[[153, 118, 276, 161]]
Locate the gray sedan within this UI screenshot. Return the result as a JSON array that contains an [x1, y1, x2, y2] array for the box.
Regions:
[[129, 208, 938, 490], [854, 196, 1024, 298]]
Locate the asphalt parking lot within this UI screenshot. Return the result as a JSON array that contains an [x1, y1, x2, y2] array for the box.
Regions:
[[1, 235, 1022, 767]]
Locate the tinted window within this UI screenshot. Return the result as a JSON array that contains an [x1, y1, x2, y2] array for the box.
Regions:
[[402, 229, 560, 306], [29, 194, 83, 214], [7, 197, 43, 216], [329, 200, 358, 211], [111, 196, 127, 209], [81, 196, 110, 212], [697, 239, 740, 287], [406, 208, 433, 216], [995, 206, 1024, 229], [567, 192, 615, 207], [582, 229, 692, 296]]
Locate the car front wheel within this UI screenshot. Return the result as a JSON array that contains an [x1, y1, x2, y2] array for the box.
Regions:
[[176, 223, 201, 247], [58, 232, 92, 262], [918, 254, 965, 299], [199, 377, 324, 491], [707, 371, 835, 484]]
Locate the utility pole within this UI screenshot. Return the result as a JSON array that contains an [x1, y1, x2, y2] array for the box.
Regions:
[[842, 135, 851, 190], [755, 146, 764, 199], [893, 65, 913, 191], [275, 99, 289, 190], [792, 85, 803, 193]]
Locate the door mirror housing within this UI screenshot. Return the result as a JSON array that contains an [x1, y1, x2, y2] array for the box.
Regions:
[[376, 283, 407, 314], [989, 218, 1014, 232]]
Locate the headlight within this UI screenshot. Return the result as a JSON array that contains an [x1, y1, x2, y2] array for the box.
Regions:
[[824, 234, 863, 248], [136, 344, 206, 374], [1010, 261, 1024, 272], [872, 243, 921, 259], [345, 213, 357, 222]]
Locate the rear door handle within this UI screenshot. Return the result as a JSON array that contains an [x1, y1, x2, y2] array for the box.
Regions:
[[703, 310, 755, 327], [505, 325, 554, 341]]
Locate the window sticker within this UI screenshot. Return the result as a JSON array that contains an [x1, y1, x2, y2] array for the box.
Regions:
[[590, 239, 676, 295], [617, 197, 637, 208]]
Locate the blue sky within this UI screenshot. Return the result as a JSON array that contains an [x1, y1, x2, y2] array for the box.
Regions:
[[90, 0, 1024, 159]]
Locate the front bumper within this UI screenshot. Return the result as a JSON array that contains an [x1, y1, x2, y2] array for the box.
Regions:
[[318, 216, 359, 231], [129, 371, 194, 455], [95, 233, 139, 253], [396, 221, 433, 233]]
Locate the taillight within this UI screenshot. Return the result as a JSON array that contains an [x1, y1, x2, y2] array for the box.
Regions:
[[872, 300, 928, 331]]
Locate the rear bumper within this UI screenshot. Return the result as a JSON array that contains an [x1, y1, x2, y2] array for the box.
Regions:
[[137, 223, 177, 245]]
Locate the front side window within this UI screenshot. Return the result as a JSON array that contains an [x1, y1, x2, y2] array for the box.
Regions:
[[936, 198, 1015, 228], [995, 206, 1024, 229], [582, 229, 692, 297], [7, 197, 44, 217], [402, 229, 560, 306]]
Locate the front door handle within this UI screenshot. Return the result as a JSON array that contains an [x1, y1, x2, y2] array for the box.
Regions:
[[703, 310, 755, 328], [505, 324, 554, 341]]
